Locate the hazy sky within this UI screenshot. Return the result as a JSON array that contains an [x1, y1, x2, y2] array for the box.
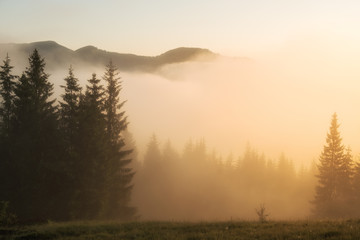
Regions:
[[1, 0, 360, 56]]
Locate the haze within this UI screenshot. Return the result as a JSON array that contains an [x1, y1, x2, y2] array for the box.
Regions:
[[2, 0, 360, 220], [122, 36, 360, 165]]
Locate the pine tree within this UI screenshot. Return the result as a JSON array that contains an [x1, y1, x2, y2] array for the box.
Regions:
[[70, 72, 113, 220], [277, 153, 296, 185], [341, 147, 354, 205], [11, 49, 61, 220], [313, 113, 353, 218], [0, 54, 17, 136], [143, 134, 162, 171], [13, 49, 57, 130], [162, 139, 179, 164], [58, 66, 82, 218], [0, 54, 17, 203], [135, 134, 163, 218], [102, 61, 135, 220], [59, 65, 81, 147]]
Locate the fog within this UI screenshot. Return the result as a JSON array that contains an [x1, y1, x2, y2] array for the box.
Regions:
[[122, 38, 360, 220], [3, 35, 360, 220], [130, 137, 316, 221], [122, 50, 360, 166]]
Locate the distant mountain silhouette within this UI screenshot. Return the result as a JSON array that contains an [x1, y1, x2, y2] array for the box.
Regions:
[[0, 41, 218, 72]]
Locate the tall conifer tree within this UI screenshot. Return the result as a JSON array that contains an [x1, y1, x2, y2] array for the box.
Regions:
[[11, 49, 60, 220], [0, 54, 17, 204], [0, 54, 17, 136], [58, 66, 82, 218], [313, 113, 353, 218], [103, 61, 135, 220], [59, 66, 81, 147], [143, 134, 162, 171], [72, 73, 106, 219]]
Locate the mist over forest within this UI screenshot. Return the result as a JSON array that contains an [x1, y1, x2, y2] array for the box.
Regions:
[[3, 40, 360, 165], [1, 41, 360, 222]]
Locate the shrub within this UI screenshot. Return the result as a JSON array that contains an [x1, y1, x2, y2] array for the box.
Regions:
[[255, 204, 269, 223], [0, 201, 17, 226]]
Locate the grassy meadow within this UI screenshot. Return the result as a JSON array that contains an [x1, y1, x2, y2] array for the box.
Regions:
[[1, 220, 360, 240]]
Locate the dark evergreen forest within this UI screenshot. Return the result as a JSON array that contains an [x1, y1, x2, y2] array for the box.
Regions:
[[0, 50, 135, 222]]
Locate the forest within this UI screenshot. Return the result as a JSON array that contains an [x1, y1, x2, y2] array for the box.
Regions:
[[0, 49, 360, 224]]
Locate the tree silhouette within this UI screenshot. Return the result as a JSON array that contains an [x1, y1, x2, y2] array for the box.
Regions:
[[313, 113, 354, 218], [0, 54, 17, 204], [143, 134, 162, 171], [57, 66, 82, 219], [102, 61, 135, 220], [71, 73, 106, 219], [0, 54, 17, 137], [10, 49, 61, 220], [59, 66, 81, 149]]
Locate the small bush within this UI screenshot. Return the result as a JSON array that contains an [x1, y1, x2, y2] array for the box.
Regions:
[[0, 201, 17, 226], [255, 204, 269, 223]]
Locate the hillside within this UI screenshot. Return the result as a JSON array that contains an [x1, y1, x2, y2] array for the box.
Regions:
[[0, 41, 218, 72]]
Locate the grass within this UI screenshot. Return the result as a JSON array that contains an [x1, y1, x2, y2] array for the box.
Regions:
[[1, 219, 360, 239]]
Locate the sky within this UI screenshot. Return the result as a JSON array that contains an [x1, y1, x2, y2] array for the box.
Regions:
[[2, 0, 360, 56]]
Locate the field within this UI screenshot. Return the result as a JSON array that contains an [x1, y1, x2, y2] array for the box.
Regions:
[[1, 220, 360, 240]]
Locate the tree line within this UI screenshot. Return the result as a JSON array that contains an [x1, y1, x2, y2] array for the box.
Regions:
[[133, 113, 360, 220], [1, 49, 359, 222], [0, 50, 135, 222], [132, 136, 316, 220]]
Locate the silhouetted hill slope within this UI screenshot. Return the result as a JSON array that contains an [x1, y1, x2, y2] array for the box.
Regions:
[[74, 45, 154, 72], [0, 41, 218, 72], [157, 47, 216, 64]]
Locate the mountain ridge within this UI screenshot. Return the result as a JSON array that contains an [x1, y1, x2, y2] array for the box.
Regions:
[[0, 41, 219, 72]]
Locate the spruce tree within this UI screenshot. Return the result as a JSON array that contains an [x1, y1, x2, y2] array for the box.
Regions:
[[13, 49, 57, 130], [162, 140, 180, 164], [0, 54, 17, 136], [103, 61, 135, 220], [143, 134, 162, 171], [136, 135, 163, 218], [58, 66, 82, 218], [0, 54, 17, 205], [59, 65, 81, 147], [72, 73, 106, 219], [11, 49, 61, 220], [313, 113, 353, 218], [341, 147, 354, 206]]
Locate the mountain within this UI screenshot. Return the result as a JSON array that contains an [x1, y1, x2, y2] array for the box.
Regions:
[[0, 41, 218, 72]]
